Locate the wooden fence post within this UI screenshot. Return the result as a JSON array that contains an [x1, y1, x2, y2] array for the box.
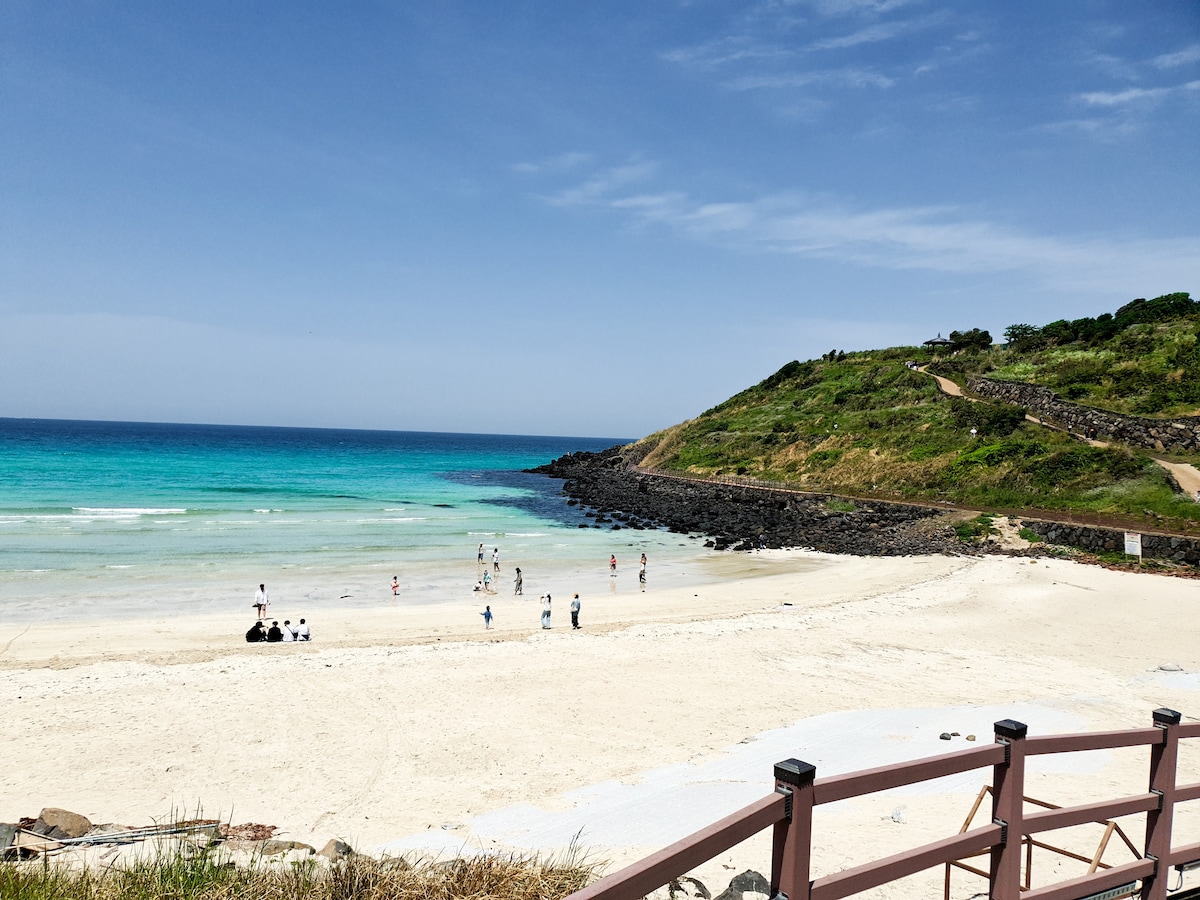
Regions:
[[771, 758, 816, 900], [989, 719, 1028, 900], [1141, 708, 1181, 900]]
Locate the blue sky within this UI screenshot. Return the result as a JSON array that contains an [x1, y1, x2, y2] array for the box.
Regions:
[[2, 1, 1198, 437]]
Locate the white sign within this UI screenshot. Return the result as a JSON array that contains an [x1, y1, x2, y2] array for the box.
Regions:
[[1124, 532, 1142, 558]]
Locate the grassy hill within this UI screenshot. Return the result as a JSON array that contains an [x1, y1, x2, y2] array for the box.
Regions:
[[635, 293, 1200, 533], [932, 292, 1200, 418]]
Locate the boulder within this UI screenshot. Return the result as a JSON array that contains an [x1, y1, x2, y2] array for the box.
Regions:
[[714, 870, 770, 900], [32, 808, 92, 840], [317, 837, 355, 861], [669, 875, 710, 899], [260, 839, 315, 856], [0, 823, 16, 854]]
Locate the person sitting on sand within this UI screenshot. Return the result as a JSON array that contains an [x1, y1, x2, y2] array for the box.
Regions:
[[474, 580, 484, 592], [295, 618, 311, 641], [245, 621, 267, 643], [266, 621, 283, 642], [280, 620, 295, 642]]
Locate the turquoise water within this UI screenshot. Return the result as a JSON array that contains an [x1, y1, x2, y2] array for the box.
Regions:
[[0, 418, 706, 621]]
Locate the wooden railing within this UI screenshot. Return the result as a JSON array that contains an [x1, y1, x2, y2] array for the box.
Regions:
[[564, 710, 1200, 900]]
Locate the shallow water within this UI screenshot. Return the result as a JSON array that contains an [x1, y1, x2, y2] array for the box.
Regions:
[[0, 418, 710, 622]]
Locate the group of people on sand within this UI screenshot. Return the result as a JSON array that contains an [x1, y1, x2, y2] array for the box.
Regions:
[[246, 618, 311, 642], [474, 543, 520, 594], [480, 591, 581, 631], [246, 583, 311, 642]]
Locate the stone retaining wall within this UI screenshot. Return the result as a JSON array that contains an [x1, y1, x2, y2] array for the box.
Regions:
[[1020, 520, 1200, 565], [966, 376, 1200, 453]]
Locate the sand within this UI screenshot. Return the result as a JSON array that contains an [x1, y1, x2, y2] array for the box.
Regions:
[[4, 551, 1200, 897]]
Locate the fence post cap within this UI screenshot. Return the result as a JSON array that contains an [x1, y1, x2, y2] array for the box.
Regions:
[[1153, 708, 1182, 726], [994, 719, 1028, 740], [774, 759, 817, 785]]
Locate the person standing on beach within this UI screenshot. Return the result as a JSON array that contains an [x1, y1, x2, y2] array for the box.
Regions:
[[254, 584, 269, 620], [478, 542, 484, 565], [609, 555, 617, 577], [541, 593, 552, 629], [570, 593, 581, 630], [514, 567, 523, 595], [481, 605, 493, 629], [483, 569, 493, 592], [639, 555, 647, 585], [492, 547, 500, 572], [391, 576, 399, 596]]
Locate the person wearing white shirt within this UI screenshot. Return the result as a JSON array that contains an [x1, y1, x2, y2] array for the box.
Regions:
[[280, 620, 295, 642], [253, 584, 269, 620], [295, 619, 311, 641]]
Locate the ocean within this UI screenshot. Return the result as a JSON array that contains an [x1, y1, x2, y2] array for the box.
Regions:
[[0, 418, 709, 622]]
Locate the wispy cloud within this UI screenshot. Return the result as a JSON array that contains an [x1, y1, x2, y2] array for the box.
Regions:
[[534, 164, 1200, 291], [807, 11, 947, 50], [1078, 79, 1200, 108], [660, 37, 792, 69], [1154, 44, 1200, 69], [539, 161, 658, 207], [1079, 85, 1173, 107], [512, 152, 594, 176], [728, 68, 893, 90]]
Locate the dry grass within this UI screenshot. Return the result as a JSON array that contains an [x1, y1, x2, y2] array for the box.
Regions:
[[0, 844, 603, 900]]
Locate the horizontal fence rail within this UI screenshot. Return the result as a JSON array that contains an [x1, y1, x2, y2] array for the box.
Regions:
[[562, 709, 1200, 900]]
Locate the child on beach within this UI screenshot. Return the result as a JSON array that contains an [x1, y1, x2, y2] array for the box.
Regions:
[[609, 555, 617, 576], [481, 605, 493, 629], [391, 576, 399, 596]]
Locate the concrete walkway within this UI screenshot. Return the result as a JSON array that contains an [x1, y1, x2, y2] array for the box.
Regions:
[[916, 366, 1200, 497]]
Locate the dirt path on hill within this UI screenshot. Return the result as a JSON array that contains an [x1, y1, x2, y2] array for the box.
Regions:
[[916, 366, 1200, 498]]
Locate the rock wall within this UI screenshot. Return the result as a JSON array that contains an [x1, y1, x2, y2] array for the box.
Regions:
[[530, 447, 963, 555], [1020, 520, 1200, 564], [967, 377, 1200, 453]]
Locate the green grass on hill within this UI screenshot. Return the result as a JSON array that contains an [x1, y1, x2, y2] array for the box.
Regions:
[[636, 344, 1200, 532], [932, 292, 1200, 418]]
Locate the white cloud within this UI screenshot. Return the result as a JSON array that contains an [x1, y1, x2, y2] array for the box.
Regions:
[[661, 37, 791, 69], [1154, 44, 1200, 69], [808, 12, 946, 50], [540, 161, 658, 207], [1079, 85, 1173, 107], [728, 68, 894, 90], [511, 152, 594, 175], [544, 172, 1200, 293]]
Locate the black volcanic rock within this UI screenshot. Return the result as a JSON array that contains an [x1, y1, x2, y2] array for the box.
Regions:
[[529, 447, 963, 557]]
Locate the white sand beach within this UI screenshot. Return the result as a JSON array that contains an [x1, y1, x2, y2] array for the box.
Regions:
[[4, 552, 1200, 896]]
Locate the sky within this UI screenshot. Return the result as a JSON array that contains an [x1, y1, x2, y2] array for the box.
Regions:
[[2, 1, 1199, 438]]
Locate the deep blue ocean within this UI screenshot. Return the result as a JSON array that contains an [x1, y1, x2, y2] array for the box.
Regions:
[[0, 418, 705, 621]]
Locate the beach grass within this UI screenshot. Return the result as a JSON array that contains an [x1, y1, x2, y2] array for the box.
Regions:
[[0, 843, 602, 900]]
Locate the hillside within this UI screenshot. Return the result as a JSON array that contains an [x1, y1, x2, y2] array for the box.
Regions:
[[634, 293, 1200, 533], [932, 292, 1200, 418]]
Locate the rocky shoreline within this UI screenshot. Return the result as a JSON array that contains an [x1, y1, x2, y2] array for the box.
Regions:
[[529, 445, 967, 556]]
